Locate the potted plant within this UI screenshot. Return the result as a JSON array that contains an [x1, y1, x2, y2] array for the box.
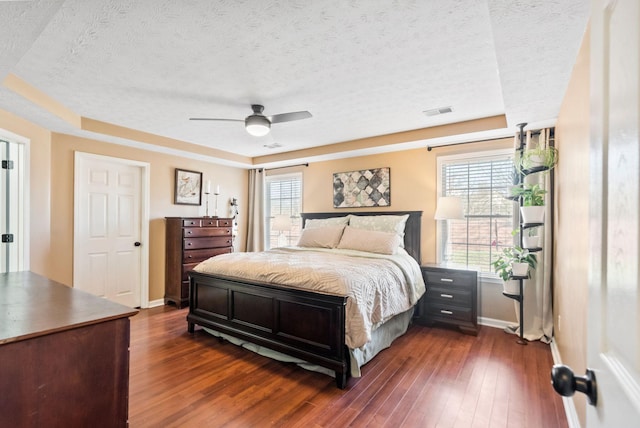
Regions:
[[523, 228, 540, 249], [516, 145, 558, 173], [512, 227, 541, 249], [510, 183, 547, 223], [491, 246, 537, 294]]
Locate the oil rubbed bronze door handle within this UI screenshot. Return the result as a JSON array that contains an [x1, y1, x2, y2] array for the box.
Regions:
[[134, 241, 141, 247], [551, 364, 597, 406]]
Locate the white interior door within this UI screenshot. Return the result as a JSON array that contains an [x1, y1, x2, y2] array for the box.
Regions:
[[74, 152, 149, 308], [0, 137, 26, 273], [588, 0, 640, 425]]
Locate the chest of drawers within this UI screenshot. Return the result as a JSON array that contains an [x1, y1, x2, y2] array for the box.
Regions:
[[165, 217, 233, 308], [420, 265, 478, 335]]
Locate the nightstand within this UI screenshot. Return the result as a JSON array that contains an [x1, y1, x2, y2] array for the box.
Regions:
[[419, 265, 478, 335]]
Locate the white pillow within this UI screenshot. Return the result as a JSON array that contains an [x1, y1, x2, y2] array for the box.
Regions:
[[337, 226, 401, 255], [304, 216, 349, 229], [347, 214, 409, 247], [297, 225, 346, 248]]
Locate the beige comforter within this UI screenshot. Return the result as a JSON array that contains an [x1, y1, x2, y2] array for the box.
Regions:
[[193, 247, 425, 349]]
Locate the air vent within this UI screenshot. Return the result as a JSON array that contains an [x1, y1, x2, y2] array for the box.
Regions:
[[263, 142, 282, 149], [423, 106, 453, 117]]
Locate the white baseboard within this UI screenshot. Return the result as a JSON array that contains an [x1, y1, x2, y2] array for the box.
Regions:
[[147, 299, 165, 308], [478, 316, 513, 329], [550, 339, 581, 428]]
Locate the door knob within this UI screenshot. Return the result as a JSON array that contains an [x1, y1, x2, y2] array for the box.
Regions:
[[551, 364, 597, 406], [134, 241, 141, 247]]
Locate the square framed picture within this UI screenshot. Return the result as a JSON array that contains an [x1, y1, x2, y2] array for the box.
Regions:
[[174, 168, 202, 205]]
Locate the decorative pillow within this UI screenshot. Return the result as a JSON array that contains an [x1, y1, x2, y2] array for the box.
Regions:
[[297, 225, 346, 248], [347, 214, 409, 247], [337, 226, 401, 255], [304, 216, 349, 229]]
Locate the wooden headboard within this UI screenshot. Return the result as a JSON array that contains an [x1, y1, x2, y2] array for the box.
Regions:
[[300, 211, 422, 264]]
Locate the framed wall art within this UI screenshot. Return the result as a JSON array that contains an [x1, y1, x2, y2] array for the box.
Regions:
[[333, 167, 390, 208], [174, 168, 202, 205]]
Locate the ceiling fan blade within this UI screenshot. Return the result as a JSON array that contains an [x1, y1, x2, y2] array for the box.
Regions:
[[189, 118, 244, 122], [269, 111, 312, 124]]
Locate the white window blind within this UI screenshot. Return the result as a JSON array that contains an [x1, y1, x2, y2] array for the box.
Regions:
[[437, 150, 515, 274], [265, 172, 302, 249]]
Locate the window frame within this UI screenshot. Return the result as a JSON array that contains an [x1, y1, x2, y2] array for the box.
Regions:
[[264, 171, 303, 249], [436, 148, 516, 282]]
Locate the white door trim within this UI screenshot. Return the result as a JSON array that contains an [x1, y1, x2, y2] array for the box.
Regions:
[[0, 128, 30, 272], [73, 151, 150, 308]]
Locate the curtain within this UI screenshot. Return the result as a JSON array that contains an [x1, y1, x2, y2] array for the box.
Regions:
[[245, 168, 265, 252], [506, 128, 554, 343]]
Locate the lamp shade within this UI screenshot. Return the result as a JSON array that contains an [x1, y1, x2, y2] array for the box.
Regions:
[[245, 115, 271, 136], [434, 196, 464, 220]]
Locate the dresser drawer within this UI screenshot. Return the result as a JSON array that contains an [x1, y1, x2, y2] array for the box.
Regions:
[[201, 218, 233, 227], [182, 262, 200, 281], [183, 247, 232, 263], [424, 270, 475, 287], [425, 302, 473, 323], [184, 236, 233, 250], [182, 219, 202, 227], [184, 227, 232, 238], [425, 286, 471, 306]]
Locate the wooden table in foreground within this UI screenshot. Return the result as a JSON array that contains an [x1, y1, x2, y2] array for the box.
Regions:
[[0, 271, 138, 427]]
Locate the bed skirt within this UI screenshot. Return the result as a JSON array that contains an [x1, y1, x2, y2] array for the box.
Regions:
[[202, 307, 414, 380]]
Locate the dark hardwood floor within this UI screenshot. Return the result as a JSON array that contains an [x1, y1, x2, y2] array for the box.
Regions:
[[128, 306, 567, 428]]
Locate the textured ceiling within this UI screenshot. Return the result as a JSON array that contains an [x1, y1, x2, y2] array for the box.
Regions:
[[0, 0, 590, 165]]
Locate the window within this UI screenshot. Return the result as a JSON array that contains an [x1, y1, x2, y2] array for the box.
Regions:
[[437, 149, 516, 276], [265, 172, 302, 249]]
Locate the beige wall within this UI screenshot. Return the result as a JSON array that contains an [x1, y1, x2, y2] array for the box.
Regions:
[[0, 110, 52, 277], [554, 26, 590, 426], [303, 138, 517, 322], [0, 111, 248, 302], [47, 133, 248, 301]]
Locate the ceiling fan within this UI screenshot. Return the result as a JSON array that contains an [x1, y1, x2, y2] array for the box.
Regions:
[[190, 104, 312, 137]]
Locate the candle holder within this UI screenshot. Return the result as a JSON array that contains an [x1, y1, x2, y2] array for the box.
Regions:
[[213, 191, 219, 217], [204, 191, 211, 217]]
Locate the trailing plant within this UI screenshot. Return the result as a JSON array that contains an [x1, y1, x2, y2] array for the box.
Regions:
[[510, 183, 547, 206], [516, 145, 558, 173], [491, 246, 537, 281]]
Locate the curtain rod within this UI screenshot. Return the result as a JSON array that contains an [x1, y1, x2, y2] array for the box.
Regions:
[[426, 136, 509, 151], [258, 162, 309, 172], [427, 126, 554, 151]]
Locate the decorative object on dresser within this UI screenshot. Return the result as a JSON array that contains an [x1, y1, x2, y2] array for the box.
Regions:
[[419, 265, 478, 335], [165, 217, 233, 308], [174, 168, 203, 205]]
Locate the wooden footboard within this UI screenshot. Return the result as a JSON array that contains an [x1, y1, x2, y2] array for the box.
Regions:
[[187, 271, 349, 388]]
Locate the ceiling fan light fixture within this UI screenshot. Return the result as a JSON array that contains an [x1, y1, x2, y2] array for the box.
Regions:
[[245, 115, 271, 136]]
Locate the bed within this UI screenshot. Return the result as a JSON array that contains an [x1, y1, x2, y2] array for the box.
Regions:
[[186, 210, 423, 389]]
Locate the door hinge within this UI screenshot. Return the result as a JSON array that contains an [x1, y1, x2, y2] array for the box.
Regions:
[[2, 160, 14, 169], [2, 234, 14, 243]]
